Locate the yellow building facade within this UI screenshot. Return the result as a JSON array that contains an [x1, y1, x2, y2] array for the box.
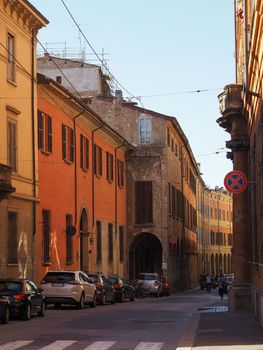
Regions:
[[0, 0, 47, 279]]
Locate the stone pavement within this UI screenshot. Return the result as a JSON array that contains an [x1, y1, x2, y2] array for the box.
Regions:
[[177, 288, 263, 350]]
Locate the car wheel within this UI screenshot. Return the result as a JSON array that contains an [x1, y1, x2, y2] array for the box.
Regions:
[[101, 293, 106, 305], [22, 303, 31, 321], [89, 293, 97, 308], [110, 294, 116, 305], [77, 293, 85, 309], [38, 302, 45, 317], [1, 306, 9, 324], [130, 292, 135, 302]]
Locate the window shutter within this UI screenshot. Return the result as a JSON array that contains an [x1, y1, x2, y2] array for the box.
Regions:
[[70, 128, 74, 162], [48, 116, 52, 153], [62, 124, 66, 160], [99, 147, 102, 176], [38, 110, 43, 149], [80, 135, 84, 168], [85, 138, 89, 169], [93, 145, 97, 174]]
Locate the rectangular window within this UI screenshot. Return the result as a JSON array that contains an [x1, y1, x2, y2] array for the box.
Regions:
[[62, 124, 74, 162], [66, 214, 73, 264], [172, 185, 176, 217], [168, 183, 172, 216], [93, 144, 102, 176], [80, 134, 89, 170], [167, 127, 170, 146], [117, 160, 124, 187], [96, 221, 102, 262], [135, 181, 153, 224], [190, 170, 196, 194], [228, 233, 233, 246], [139, 116, 152, 144], [8, 212, 17, 264], [42, 210, 51, 263], [108, 223, 113, 262], [7, 120, 17, 171], [7, 33, 15, 81], [38, 110, 52, 153], [119, 225, 124, 262], [106, 152, 114, 182]]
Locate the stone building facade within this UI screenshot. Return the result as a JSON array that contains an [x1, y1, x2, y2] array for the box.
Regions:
[[89, 96, 200, 290], [217, 0, 263, 322]]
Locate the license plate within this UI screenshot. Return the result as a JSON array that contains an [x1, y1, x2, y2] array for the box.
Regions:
[[52, 283, 64, 287]]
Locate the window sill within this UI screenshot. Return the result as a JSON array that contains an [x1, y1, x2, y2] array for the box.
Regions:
[[66, 261, 73, 265], [42, 261, 51, 266], [6, 263, 18, 266], [7, 78, 17, 86], [41, 149, 51, 156]]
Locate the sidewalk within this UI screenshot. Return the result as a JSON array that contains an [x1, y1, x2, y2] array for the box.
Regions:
[[177, 288, 263, 350]]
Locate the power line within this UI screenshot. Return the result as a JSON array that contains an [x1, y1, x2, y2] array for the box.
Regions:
[[60, 0, 143, 106], [134, 88, 222, 99]]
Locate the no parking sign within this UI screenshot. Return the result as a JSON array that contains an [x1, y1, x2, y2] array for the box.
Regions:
[[224, 170, 247, 194]]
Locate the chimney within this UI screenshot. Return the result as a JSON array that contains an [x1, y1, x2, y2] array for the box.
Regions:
[[115, 89, 123, 101]]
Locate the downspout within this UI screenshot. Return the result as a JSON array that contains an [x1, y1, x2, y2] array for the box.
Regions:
[[91, 125, 103, 228], [114, 143, 125, 238], [180, 146, 186, 288], [243, 0, 248, 89], [73, 111, 85, 270], [31, 28, 37, 281]]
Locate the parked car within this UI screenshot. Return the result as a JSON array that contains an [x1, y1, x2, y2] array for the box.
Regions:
[[133, 273, 162, 297], [87, 272, 116, 305], [0, 295, 10, 324], [40, 270, 96, 309], [0, 279, 45, 320], [158, 276, 171, 296], [108, 275, 135, 302]]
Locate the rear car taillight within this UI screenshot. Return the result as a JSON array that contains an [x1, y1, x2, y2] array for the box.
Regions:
[[13, 294, 27, 300], [113, 283, 121, 289]]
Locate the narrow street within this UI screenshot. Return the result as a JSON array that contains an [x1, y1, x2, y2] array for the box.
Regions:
[[0, 289, 227, 350]]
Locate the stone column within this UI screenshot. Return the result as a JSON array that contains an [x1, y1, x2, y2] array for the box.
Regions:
[[217, 85, 251, 311]]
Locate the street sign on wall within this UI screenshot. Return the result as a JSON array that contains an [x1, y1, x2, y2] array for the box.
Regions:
[[224, 170, 247, 194]]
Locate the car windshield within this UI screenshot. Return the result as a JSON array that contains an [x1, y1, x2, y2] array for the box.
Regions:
[[109, 277, 118, 284], [43, 272, 75, 283], [0, 281, 22, 295], [137, 274, 155, 281], [88, 275, 100, 283]]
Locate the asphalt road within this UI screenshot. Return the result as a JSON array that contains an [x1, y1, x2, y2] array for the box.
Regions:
[[0, 290, 219, 350]]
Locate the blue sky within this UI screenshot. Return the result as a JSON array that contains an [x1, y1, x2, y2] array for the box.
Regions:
[[30, 0, 235, 188]]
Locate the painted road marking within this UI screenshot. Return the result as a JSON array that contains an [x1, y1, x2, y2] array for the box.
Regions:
[[134, 342, 163, 350], [0, 341, 33, 350], [82, 341, 116, 350]]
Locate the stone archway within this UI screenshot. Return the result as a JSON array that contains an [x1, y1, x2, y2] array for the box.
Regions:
[[79, 208, 89, 272], [129, 233, 162, 280]]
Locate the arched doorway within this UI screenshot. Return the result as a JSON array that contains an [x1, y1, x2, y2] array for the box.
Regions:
[[79, 208, 89, 272], [129, 233, 162, 279]]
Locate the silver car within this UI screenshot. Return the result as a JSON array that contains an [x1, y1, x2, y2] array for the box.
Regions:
[[134, 273, 162, 297], [40, 270, 96, 309]]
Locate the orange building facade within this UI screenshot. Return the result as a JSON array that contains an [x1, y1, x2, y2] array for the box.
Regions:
[[37, 74, 132, 282]]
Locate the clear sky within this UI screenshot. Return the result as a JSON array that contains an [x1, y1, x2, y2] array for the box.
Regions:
[[30, 0, 235, 189]]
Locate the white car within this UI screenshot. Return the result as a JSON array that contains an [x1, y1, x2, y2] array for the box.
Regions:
[[133, 273, 162, 297], [40, 270, 96, 309]]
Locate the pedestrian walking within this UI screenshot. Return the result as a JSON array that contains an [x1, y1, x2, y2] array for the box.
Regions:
[[218, 274, 227, 299], [206, 274, 212, 292]]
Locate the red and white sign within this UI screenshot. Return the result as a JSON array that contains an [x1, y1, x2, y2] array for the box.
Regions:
[[169, 235, 177, 245], [224, 170, 247, 194]]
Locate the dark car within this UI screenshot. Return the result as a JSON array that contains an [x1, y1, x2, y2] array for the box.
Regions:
[[158, 276, 171, 296], [0, 279, 45, 320], [0, 295, 10, 324], [87, 272, 116, 305], [108, 276, 135, 302]]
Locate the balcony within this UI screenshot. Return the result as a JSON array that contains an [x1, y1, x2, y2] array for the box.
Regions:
[[217, 84, 243, 132], [0, 164, 15, 200]]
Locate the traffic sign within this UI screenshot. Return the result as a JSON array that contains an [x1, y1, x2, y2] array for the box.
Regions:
[[224, 170, 247, 194]]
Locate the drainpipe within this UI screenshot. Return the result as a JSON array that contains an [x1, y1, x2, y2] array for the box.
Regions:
[[91, 125, 103, 228], [31, 28, 37, 281], [114, 143, 125, 238], [73, 111, 85, 226], [180, 146, 186, 288], [243, 0, 248, 89], [73, 110, 85, 270]]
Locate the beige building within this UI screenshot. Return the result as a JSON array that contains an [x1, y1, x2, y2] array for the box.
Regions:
[[0, 0, 47, 279], [217, 0, 263, 323]]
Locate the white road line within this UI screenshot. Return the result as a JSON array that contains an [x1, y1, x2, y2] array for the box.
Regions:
[[82, 341, 116, 350], [38, 340, 77, 350], [0, 341, 34, 350], [134, 342, 163, 350]]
